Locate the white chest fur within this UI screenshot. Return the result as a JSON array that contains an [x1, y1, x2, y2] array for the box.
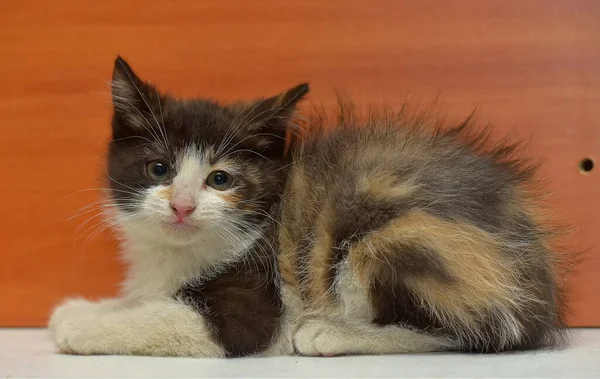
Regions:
[[119, 231, 260, 300]]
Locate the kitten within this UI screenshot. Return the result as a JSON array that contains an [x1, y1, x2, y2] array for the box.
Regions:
[[49, 56, 307, 357], [49, 56, 567, 357]]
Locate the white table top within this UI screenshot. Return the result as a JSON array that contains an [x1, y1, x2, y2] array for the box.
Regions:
[[1, 328, 598, 378]]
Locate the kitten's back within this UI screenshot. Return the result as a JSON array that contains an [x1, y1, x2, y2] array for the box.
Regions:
[[278, 107, 567, 353]]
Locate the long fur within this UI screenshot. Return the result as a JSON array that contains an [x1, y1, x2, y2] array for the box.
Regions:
[[49, 57, 574, 358], [277, 100, 573, 353]]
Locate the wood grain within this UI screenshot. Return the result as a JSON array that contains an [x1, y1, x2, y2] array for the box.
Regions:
[[0, 0, 598, 326]]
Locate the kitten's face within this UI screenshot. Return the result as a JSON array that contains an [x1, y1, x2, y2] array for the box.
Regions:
[[107, 57, 308, 247]]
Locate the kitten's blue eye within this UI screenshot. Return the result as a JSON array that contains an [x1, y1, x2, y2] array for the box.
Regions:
[[206, 170, 233, 191], [146, 161, 169, 181]]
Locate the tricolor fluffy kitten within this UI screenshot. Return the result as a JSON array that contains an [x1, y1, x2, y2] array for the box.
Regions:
[[49, 57, 567, 357]]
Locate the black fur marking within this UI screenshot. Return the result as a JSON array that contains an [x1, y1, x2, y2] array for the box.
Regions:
[[177, 234, 282, 357]]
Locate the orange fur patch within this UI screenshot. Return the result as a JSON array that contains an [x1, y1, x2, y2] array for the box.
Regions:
[[356, 174, 417, 200], [220, 193, 242, 207], [348, 211, 520, 322], [156, 186, 174, 201]]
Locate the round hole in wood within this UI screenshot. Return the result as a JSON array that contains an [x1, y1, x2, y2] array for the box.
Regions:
[[579, 158, 594, 174]]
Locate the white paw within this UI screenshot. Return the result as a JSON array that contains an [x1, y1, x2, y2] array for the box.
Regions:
[[292, 319, 344, 357], [48, 298, 102, 355]]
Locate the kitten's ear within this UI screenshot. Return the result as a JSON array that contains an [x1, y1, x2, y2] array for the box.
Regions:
[[238, 83, 309, 155], [111, 56, 160, 137]]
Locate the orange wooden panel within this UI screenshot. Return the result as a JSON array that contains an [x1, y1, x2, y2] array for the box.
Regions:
[[0, 0, 598, 326]]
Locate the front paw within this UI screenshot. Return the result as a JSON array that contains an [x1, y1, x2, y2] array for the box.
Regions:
[[48, 298, 96, 333], [48, 298, 100, 355], [293, 319, 342, 357]]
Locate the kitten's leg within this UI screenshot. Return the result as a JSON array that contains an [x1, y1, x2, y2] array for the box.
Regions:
[[50, 298, 225, 357], [48, 298, 118, 338], [292, 318, 448, 356], [48, 297, 135, 338]]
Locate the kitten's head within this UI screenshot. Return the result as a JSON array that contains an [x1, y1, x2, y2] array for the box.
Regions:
[[106, 56, 308, 248]]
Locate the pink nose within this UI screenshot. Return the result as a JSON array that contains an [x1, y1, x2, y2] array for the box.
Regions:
[[170, 202, 196, 219]]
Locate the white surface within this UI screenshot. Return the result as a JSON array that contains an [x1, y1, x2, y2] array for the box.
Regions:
[[0, 328, 599, 378]]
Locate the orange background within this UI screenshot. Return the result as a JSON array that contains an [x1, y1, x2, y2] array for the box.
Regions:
[[0, 0, 598, 326]]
